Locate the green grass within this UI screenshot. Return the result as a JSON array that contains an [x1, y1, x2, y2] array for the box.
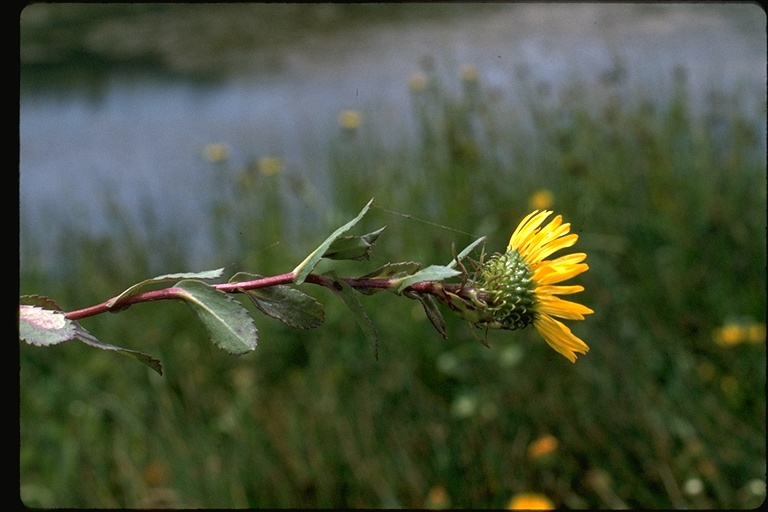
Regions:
[[19, 63, 766, 508]]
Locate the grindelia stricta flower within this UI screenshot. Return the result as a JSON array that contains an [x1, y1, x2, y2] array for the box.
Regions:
[[479, 210, 593, 362]]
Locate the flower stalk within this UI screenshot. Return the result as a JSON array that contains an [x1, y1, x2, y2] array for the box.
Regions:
[[21, 201, 593, 374]]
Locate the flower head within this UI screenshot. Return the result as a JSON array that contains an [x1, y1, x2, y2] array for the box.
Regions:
[[424, 485, 451, 509], [338, 109, 362, 130], [528, 188, 555, 210], [507, 492, 555, 510], [713, 321, 766, 346], [527, 434, 559, 460], [203, 143, 230, 164], [408, 72, 428, 92], [460, 64, 478, 83], [257, 156, 283, 176], [479, 210, 592, 362]]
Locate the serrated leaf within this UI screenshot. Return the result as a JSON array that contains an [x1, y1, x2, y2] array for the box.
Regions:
[[19, 305, 77, 346], [105, 268, 225, 309], [292, 198, 375, 284], [174, 279, 258, 355], [244, 286, 325, 329], [322, 226, 386, 261], [73, 325, 163, 375], [329, 276, 380, 359], [394, 265, 462, 293], [447, 236, 487, 269], [20, 294, 64, 310]]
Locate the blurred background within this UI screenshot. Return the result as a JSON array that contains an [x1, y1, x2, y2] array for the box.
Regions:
[[19, 4, 766, 508]]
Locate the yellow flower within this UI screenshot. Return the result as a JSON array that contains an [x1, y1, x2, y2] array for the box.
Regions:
[[527, 434, 559, 460], [257, 156, 282, 176], [338, 109, 362, 130], [480, 210, 592, 362], [507, 493, 555, 510], [714, 323, 746, 345], [408, 72, 428, 92], [203, 143, 229, 163], [424, 485, 451, 509], [460, 64, 478, 83], [528, 189, 554, 210], [747, 323, 766, 343], [713, 322, 766, 346]]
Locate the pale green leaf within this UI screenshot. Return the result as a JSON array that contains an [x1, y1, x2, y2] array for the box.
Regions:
[[174, 280, 258, 355], [292, 198, 375, 284], [73, 325, 163, 375], [357, 261, 423, 280], [19, 305, 77, 346], [394, 265, 462, 293], [447, 236, 487, 269], [322, 226, 386, 261], [106, 268, 225, 309]]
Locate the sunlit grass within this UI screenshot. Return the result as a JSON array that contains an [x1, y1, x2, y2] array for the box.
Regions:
[[19, 61, 766, 508]]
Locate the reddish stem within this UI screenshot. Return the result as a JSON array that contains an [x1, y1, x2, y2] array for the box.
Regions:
[[63, 272, 451, 321]]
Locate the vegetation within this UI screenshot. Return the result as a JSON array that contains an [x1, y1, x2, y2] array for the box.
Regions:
[[19, 56, 766, 508]]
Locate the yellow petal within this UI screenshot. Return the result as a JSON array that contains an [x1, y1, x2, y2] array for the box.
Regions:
[[535, 284, 584, 296], [508, 210, 551, 250], [534, 314, 590, 362], [526, 233, 579, 263], [536, 296, 594, 320], [520, 215, 564, 254], [534, 262, 589, 285]]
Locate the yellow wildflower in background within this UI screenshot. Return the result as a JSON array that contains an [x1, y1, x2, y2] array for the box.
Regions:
[[203, 143, 230, 163], [747, 323, 766, 343], [460, 64, 478, 83], [338, 109, 362, 130], [507, 493, 555, 510], [408, 72, 428, 92], [713, 321, 766, 346], [257, 156, 282, 176], [480, 210, 593, 362], [424, 485, 451, 509], [527, 434, 559, 460], [528, 189, 554, 210]]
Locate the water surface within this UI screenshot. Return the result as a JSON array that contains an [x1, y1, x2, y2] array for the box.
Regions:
[[19, 4, 766, 270]]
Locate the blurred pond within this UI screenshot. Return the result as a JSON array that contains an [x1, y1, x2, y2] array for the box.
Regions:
[[19, 4, 766, 270]]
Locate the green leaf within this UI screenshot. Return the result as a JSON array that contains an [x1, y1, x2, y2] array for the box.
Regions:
[[412, 293, 447, 339], [232, 273, 324, 329], [394, 265, 462, 293], [73, 325, 163, 376], [105, 268, 225, 309], [357, 261, 423, 280], [322, 226, 386, 261], [20, 294, 64, 310], [447, 236, 487, 269], [19, 296, 164, 375], [329, 276, 380, 359], [19, 305, 77, 346], [292, 198, 375, 284], [354, 261, 423, 295], [174, 280, 258, 355]]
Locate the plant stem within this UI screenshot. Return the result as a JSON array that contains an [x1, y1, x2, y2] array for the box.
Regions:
[[62, 272, 465, 321]]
